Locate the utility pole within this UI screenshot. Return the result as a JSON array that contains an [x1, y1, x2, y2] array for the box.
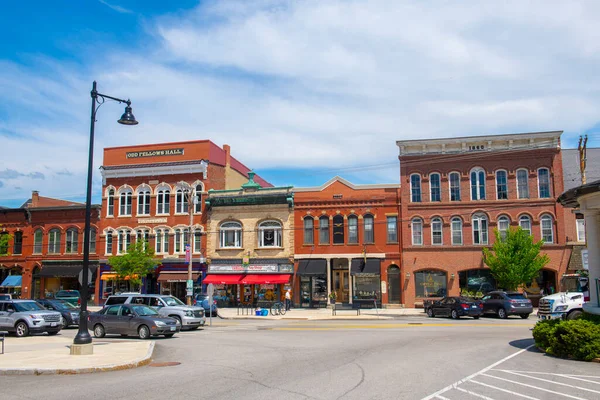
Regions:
[[578, 135, 588, 185], [184, 184, 197, 306]]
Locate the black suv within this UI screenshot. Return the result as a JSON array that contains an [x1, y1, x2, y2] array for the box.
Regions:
[[481, 291, 533, 319]]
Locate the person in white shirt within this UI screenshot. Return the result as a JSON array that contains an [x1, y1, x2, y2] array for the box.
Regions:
[[285, 289, 292, 311]]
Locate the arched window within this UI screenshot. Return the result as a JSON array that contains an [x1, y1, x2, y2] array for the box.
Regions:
[[12, 231, 23, 254], [431, 217, 443, 245], [303, 217, 314, 245], [497, 216, 510, 241], [472, 214, 488, 245], [541, 215, 554, 243], [430, 173, 441, 202], [65, 228, 78, 254], [137, 188, 151, 215], [319, 216, 329, 244], [107, 188, 115, 217], [470, 168, 486, 200], [258, 221, 282, 247], [449, 172, 461, 201], [33, 229, 43, 254], [411, 218, 423, 245], [363, 214, 374, 243], [174, 228, 189, 253], [175, 188, 189, 214], [333, 215, 344, 244], [519, 215, 532, 236], [119, 188, 133, 216], [538, 168, 551, 198], [48, 229, 61, 254], [105, 230, 114, 255], [451, 217, 463, 245], [194, 184, 203, 213], [155, 228, 170, 254], [410, 174, 422, 202], [220, 222, 242, 248], [136, 228, 150, 250], [89, 228, 97, 253], [496, 170, 508, 200], [348, 215, 358, 244], [193, 229, 202, 253], [517, 168, 529, 199], [157, 187, 171, 215], [117, 229, 131, 254]]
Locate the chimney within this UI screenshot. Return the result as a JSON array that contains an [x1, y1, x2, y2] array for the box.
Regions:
[[223, 144, 231, 167], [31, 190, 39, 207]]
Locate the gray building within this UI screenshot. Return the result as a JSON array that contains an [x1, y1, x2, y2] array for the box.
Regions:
[[562, 148, 600, 191]]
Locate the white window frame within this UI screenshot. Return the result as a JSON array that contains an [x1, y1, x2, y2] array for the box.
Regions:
[[319, 216, 330, 244], [194, 183, 203, 214], [364, 214, 374, 243], [156, 188, 171, 215], [516, 168, 529, 199], [519, 215, 532, 236], [495, 170, 508, 200], [449, 172, 461, 201], [105, 230, 114, 255], [470, 168, 486, 200], [538, 168, 551, 198], [348, 215, 358, 244], [411, 218, 423, 245], [33, 229, 43, 254], [410, 174, 422, 203], [258, 221, 282, 248], [119, 189, 133, 216], [497, 216, 510, 241], [303, 217, 314, 245], [89, 228, 97, 253], [155, 228, 170, 254], [65, 228, 78, 254], [175, 188, 189, 214], [472, 214, 488, 245], [387, 216, 398, 243], [136, 228, 150, 250], [107, 188, 115, 217], [431, 217, 443, 245], [430, 173, 441, 202], [451, 218, 463, 245], [193, 229, 202, 253], [576, 219, 586, 243], [117, 229, 131, 254], [220, 222, 242, 248], [137, 189, 151, 216], [541, 215, 554, 244], [48, 229, 61, 254]]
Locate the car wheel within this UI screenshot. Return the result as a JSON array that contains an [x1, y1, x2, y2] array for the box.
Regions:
[[497, 308, 507, 319], [473, 316, 480, 320], [567, 310, 582, 320], [15, 321, 29, 337], [451, 310, 459, 319], [164, 333, 175, 338], [93, 324, 106, 338], [171, 315, 182, 326], [138, 325, 151, 340], [427, 308, 435, 318], [520, 314, 530, 319]]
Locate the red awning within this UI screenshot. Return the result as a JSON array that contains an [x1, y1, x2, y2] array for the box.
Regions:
[[202, 274, 244, 284], [240, 274, 291, 284]]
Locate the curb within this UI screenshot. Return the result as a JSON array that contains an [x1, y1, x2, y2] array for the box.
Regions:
[[0, 342, 155, 376]]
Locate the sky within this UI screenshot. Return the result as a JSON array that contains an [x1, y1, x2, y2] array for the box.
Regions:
[[2, 0, 600, 207]]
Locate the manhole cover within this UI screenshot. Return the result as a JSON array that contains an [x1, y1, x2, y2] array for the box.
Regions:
[[148, 362, 181, 367]]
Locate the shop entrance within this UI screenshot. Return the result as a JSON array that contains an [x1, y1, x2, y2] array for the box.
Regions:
[[333, 270, 349, 303], [388, 265, 401, 303]]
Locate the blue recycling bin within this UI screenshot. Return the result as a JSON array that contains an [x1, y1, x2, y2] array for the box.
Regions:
[[262, 309, 268, 316]]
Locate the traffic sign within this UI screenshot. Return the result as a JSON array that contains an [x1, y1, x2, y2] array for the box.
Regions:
[[78, 268, 92, 286], [207, 283, 214, 296], [186, 279, 193, 290]]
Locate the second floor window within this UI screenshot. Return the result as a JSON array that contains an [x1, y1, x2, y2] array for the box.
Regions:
[[303, 217, 314, 245], [451, 218, 463, 245], [363, 214, 374, 243], [155, 229, 169, 254], [48, 229, 61, 254], [472, 214, 488, 245], [541, 215, 554, 243], [412, 218, 423, 245], [430, 173, 441, 202], [12, 231, 23, 254], [519, 215, 532, 236], [137, 190, 150, 215], [411, 174, 422, 202], [387, 216, 398, 243], [33, 229, 43, 254], [348, 216, 358, 244], [517, 169, 529, 199], [157, 189, 170, 214], [431, 217, 443, 245], [117, 229, 131, 254], [576, 218, 586, 242], [470, 168, 486, 200], [105, 230, 113, 254], [333, 215, 344, 244], [498, 216, 510, 241], [174, 228, 189, 253], [136, 229, 150, 249], [449, 172, 461, 201], [107, 188, 115, 216], [89, 228, 97, 253], [319, 216, 329, 244], [176, 189, 189, 214], [193, 230, 202, 253], [220, 222, 242, 248], [194, 184, 203, 213], [259, 221, 282, 247], [66, 228, 78, 253], [538, 168, 551, 198], [496, 170, 508, 200], [119, 190, 132, 215]]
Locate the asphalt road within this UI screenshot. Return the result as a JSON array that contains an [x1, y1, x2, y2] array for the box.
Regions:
[[3, 315, 599, 400]]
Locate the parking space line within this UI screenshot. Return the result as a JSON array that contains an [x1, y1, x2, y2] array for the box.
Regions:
[[559, 376, 600, 385], [469, 379, 540, 400], [481, 373, 588, 400], [494, 370, 600, 395], [434, 396, 451, 400], [493, 370, 600, 381], [456, 386, 496, 399]]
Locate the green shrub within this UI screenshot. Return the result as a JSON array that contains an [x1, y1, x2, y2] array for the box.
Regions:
[[546, 320, 600, 361], [532, 319, 560, 350], [580, 312, 600, 324]]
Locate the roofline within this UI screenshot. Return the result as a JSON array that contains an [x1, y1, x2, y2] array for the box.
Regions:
[[557, 179, 600, 208], [28, 204, 101, 212], [396, 130, 563, 146], [104, 139, 216, 151], [293, 176, 399, 192]]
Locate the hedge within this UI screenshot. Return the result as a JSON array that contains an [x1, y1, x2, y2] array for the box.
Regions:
[[532, 314, 600, 361]]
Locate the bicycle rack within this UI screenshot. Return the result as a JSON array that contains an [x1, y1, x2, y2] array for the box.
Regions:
[[237, 303, 254, 315]]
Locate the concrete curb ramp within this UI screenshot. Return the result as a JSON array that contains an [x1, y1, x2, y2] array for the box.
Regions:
[[0, 341, 155, 375]]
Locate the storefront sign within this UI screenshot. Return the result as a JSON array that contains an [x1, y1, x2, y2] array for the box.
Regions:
[[209, 264, 279, 273], [137, 218, 168, 224], [381, 281, 387, 294], [126, 148, 184, 158]]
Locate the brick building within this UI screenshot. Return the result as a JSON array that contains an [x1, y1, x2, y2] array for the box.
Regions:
[[293, 177, 401, 308], [397, 131, 570, 307], [97, 140, 271, 304]]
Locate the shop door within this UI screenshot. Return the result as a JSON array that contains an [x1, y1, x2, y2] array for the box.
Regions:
[[388, 266, 401, 304], [333, 270, 349, 303], [300, 278, 311, 308]]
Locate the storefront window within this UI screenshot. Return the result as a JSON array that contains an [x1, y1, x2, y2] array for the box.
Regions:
[[415, 270, 447, 298], [459, 269, 496, 296], [300, 276, 327, 308], [353, 275, 381, 302]]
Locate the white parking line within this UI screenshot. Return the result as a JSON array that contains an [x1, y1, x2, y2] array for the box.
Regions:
[[481, 373, 588, 400], [456, 386, 496, 399], [494, 370, 600, 395], [493, 370, 600, 381], [434, 396, 451, 400], [469, 379, 540, 400]]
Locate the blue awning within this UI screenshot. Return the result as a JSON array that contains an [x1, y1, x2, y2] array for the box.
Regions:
[[0, 275, 22, 287]]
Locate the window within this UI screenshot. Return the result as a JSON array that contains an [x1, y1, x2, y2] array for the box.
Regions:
[[496, 170, 508, 200], [431, 217, 443, 245], [137, 189, 150, 215], [155, 228, 170, 254], [430, 173, 441, 202], [364, 214, 374, 243], [412, 218, 423, 245], [387, 216, 398, 243], [333, 215, 344, 244], [258, 221, 282, 247], [136, 228, 150, 250], [66, 228, 78, 254], [220, 222, 242, 248], [538, 168, 551, 198], [576, 218, 586, 243], [89, 228, 97, 253], [33, 229, 43, 254], [519, 215, 532, 236], [106, 230, 114, 254], [451, 218, 463, 245], [13, 231, 23, 254], [497, 216, 510, 241], [194, 184, 203, 213], [175, 188, 189, 214], [472, 214, 488, 245], [303, 217, 314, 245], [517, 169, 529, 199], [459, 269, 496, 295], [449, 172, 461, 201], [117, 229, 131, 254], [348, 215, 358, 244], [119, 189, 132, 216], [541, 215, 554, 243], [157, 188, 170, 214], [174, 228, 190, 253], [319, 216, 329, 244], [470, 168, 486, 200], [410, 174, 422, 202], [193, 230, 202, 253], [415, 270, 447, 297], [107, 188, 115, 217], [1, 233, 11, 254], [48, 229, 61, 254]]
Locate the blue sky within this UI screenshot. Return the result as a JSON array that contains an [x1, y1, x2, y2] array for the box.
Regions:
[[2, 0, 600, 207]]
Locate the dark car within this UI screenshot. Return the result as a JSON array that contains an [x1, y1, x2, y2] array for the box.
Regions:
[[89, 304, 181, 339], [36, 299, 80, 327], [193, 294, 218, 317], [426, 296, 483, 319], [54, 290, 81, 307], [481, 291, 533, 319]]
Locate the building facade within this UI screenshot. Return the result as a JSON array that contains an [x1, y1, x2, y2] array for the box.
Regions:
[[397, 131, 569, 307]]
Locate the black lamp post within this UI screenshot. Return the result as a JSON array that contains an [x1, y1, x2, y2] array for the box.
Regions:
[[73, 81, 138, 347]]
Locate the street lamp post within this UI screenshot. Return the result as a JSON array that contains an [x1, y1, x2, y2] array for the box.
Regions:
[[72, 81, 137, 354]]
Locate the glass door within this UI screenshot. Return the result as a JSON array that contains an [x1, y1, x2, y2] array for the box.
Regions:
[[300, 277, 311, 308], [333, 270, 349, 303]]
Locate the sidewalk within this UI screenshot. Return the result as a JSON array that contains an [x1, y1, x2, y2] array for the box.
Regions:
[[217, 306, 426, 320], [0, 334, 154, 375]]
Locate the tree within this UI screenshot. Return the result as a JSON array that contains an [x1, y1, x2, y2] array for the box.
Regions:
[[0, 230, 13, 256], [108, 239, 158, 288], [483, 227, 550, 291]]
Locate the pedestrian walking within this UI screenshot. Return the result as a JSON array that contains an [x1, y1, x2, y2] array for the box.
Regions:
[[285, 289, 292, 311]]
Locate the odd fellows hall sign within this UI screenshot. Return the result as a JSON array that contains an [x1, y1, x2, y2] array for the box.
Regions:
[[126, 148, 185, 158]]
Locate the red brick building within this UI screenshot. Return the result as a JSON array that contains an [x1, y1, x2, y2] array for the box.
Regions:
[[397, 131, 569, 307], [97, 140, 271, 304], [293, 177, 401, 308]]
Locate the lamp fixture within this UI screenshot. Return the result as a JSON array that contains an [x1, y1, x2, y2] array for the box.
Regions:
[[405, 272, 411, 279]]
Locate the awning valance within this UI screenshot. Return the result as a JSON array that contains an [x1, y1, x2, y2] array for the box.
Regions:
[[202, 274, 244, 284], [350, 259, 381, 275], [157, 273, 201, 283], [297, 259, 327, 276], [100, 273, 138, 281], [241, 274, 291, 284], [36, 264, 98, 278], [0, 275, 22, 287]]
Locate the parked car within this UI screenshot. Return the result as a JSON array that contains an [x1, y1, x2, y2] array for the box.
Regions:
[[54, 290, 81, 307], [36, 299, 80, 327], [0, 294, 12, 300], [89, 304, 180, 339], [193, 294, 218, 317], [426, 296, 483, 319], [481, 291, 533, 319], [0, 300, 63, 337], [104, 294, 205, 330]]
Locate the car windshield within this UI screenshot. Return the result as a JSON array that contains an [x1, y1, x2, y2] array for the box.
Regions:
[[56, 290, 79, 297], [161, 296, 185, 306], [50, 301, 77, 310], [14, 302, 45, 312], [132, 305, 159, 316], [507, 293, 527, 300], [458, 297, 476, 303]]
